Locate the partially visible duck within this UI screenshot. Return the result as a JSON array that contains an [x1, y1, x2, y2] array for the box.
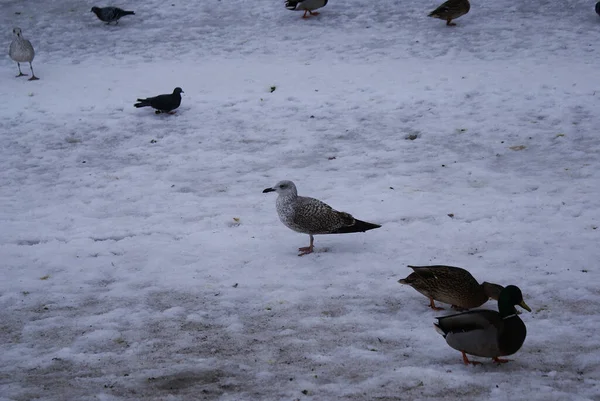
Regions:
[[398, 265, 503, 310], [428, 0, 470, 26], [285, 0, 328, 18]]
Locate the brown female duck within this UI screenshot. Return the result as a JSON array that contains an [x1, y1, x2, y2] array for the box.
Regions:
[[398, 265, 503, 310], [428, 0, 470, 26]]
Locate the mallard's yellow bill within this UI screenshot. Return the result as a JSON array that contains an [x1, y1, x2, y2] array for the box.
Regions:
[[519, 300, 532, 312]]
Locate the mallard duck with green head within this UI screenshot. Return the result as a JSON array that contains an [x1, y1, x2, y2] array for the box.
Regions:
[[434, 285, 531, 365], [428, 0, 470, 26], [398, 265, 503, 310]]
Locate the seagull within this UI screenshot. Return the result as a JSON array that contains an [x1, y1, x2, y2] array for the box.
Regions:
[[9, 28, 38, 81], [285, 0, 328, 18], [134, 87, 184, 114], [263, 180, 381, 256], [91, 6, 135, 24]]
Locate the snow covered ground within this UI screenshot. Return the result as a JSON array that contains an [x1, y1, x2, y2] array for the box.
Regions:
[[1, 0, 600, 399]]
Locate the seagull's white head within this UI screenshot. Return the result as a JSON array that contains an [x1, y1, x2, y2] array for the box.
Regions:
[[12, 27, 22, 38], [263, 180, 298, 197]]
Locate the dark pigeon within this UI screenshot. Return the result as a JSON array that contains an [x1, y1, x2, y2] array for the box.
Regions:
[[91, 6, 135, 24], [596, 2, 600, 16], [134, 87, 184, 114]]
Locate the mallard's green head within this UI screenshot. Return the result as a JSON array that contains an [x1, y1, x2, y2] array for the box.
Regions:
[[498, 285, 531, 316]]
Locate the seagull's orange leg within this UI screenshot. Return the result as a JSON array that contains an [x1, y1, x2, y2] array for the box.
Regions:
[[298, 235, 314, 256]]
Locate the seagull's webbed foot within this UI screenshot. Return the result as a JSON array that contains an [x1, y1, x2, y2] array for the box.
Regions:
[[298, 246, 314, 256], [16, 72, 28, 77], [298, 235, 315, 256], [28, 75, 39, 81]]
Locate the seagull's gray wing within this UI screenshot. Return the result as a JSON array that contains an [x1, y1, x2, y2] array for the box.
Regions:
[[290, 197, 353, 234]]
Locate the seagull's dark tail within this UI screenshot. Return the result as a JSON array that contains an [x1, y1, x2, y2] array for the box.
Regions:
[[134, 98, 150, 108], [333, 219, 381, 234]]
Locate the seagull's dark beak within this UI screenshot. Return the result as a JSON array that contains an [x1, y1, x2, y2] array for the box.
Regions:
[[263, 187, 275, 193]]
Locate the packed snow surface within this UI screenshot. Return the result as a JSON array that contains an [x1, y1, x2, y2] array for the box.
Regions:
[[1, 0, 599, 400]]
